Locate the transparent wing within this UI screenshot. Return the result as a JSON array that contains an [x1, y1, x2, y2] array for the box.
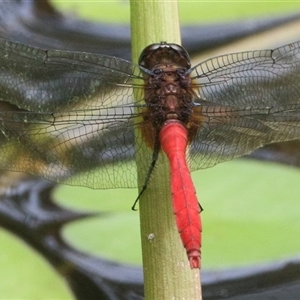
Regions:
[[188, 41, 300, 170], [0, 38, 148, 189], [2, 38, 300, 185]]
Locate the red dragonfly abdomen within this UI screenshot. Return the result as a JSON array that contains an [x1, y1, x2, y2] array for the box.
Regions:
[[160, 120, 202, 269]]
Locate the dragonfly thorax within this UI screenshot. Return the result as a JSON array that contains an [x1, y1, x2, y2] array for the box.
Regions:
[[144, 65, 194, 128]]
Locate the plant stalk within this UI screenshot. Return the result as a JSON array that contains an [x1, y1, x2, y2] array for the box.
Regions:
[[130, 1, 202, 299]]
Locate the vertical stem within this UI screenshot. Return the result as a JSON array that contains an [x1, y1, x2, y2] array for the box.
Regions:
[[130, 1, 202, 299]]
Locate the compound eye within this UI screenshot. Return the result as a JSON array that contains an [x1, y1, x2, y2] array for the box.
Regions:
[[138, 42, 191, 69], [138, 44, 162, 66]]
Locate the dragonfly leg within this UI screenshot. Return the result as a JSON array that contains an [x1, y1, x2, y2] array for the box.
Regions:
[[132, 139, 160, 211], [198, 202, 204, 212]]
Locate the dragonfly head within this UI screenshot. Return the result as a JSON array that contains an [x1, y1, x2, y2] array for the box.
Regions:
[[138, 42, 191, 71]]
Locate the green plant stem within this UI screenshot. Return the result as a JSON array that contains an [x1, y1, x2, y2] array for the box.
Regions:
[[130, 1, 202, 299]]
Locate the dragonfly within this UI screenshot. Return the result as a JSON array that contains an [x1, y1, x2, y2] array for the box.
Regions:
[[1, 37, 300, 269]]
